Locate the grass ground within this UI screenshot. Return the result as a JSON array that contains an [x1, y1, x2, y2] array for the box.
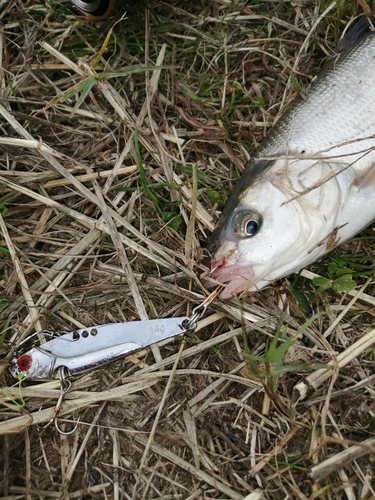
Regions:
[[0, 0, 375, 498]]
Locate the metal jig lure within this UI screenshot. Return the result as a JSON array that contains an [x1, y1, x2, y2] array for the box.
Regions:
[[9, 287, 222, 433]]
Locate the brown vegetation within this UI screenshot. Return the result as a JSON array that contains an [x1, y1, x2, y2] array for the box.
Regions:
[[0, 0, 374, 498]]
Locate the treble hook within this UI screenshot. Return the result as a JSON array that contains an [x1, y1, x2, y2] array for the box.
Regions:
[[53, 366, 79, 435]]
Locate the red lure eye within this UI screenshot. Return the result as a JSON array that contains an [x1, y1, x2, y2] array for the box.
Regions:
[[17, 354, 32, 371]]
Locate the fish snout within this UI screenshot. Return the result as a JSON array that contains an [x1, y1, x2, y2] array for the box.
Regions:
[[200, 253, 226, 290], [204, 249, 258, 299]]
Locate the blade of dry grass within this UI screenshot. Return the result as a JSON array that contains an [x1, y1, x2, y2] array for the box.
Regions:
[[0, 213, 42, 332], [131, 339, 186, 499], [0, 378, 161, 434], [310, 436, 375, 482], [293, 326, 375, 402], [43, 165, 137, 188], [92, 180, 148, 319]]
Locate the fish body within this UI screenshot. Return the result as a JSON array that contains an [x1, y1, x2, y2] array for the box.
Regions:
[[207, 27, 375, 300]]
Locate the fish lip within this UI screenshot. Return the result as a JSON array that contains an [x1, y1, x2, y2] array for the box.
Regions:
[[208, 254, 256, 299]]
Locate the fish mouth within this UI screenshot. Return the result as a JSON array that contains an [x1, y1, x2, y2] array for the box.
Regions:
[[209, 255, 256, 300]]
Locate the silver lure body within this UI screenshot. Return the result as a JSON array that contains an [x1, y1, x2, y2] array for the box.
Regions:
[[9, 318, 190, 380], [208, 26, 375, 299]]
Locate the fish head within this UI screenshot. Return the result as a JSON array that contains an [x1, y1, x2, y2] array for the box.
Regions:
[[207, 160, 306, 299]]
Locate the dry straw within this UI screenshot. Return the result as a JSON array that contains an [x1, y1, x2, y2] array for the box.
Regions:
[[0, 0, 374, 499]]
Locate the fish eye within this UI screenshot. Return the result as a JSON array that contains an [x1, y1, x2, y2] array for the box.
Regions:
[[232, 210, 262, 238]]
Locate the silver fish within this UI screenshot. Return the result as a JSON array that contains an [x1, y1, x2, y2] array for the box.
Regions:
[[207, 24, 375, 300]]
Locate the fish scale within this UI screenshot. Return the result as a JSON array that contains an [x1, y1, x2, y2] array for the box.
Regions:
[[260, 32, 375, 160], [207, 25, 375, 300]]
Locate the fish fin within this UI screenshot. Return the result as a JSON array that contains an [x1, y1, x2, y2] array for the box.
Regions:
[[333, 15, 371, 54]]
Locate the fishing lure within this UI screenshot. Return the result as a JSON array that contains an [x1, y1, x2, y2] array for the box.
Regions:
[[9, 288, 221, 433]]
